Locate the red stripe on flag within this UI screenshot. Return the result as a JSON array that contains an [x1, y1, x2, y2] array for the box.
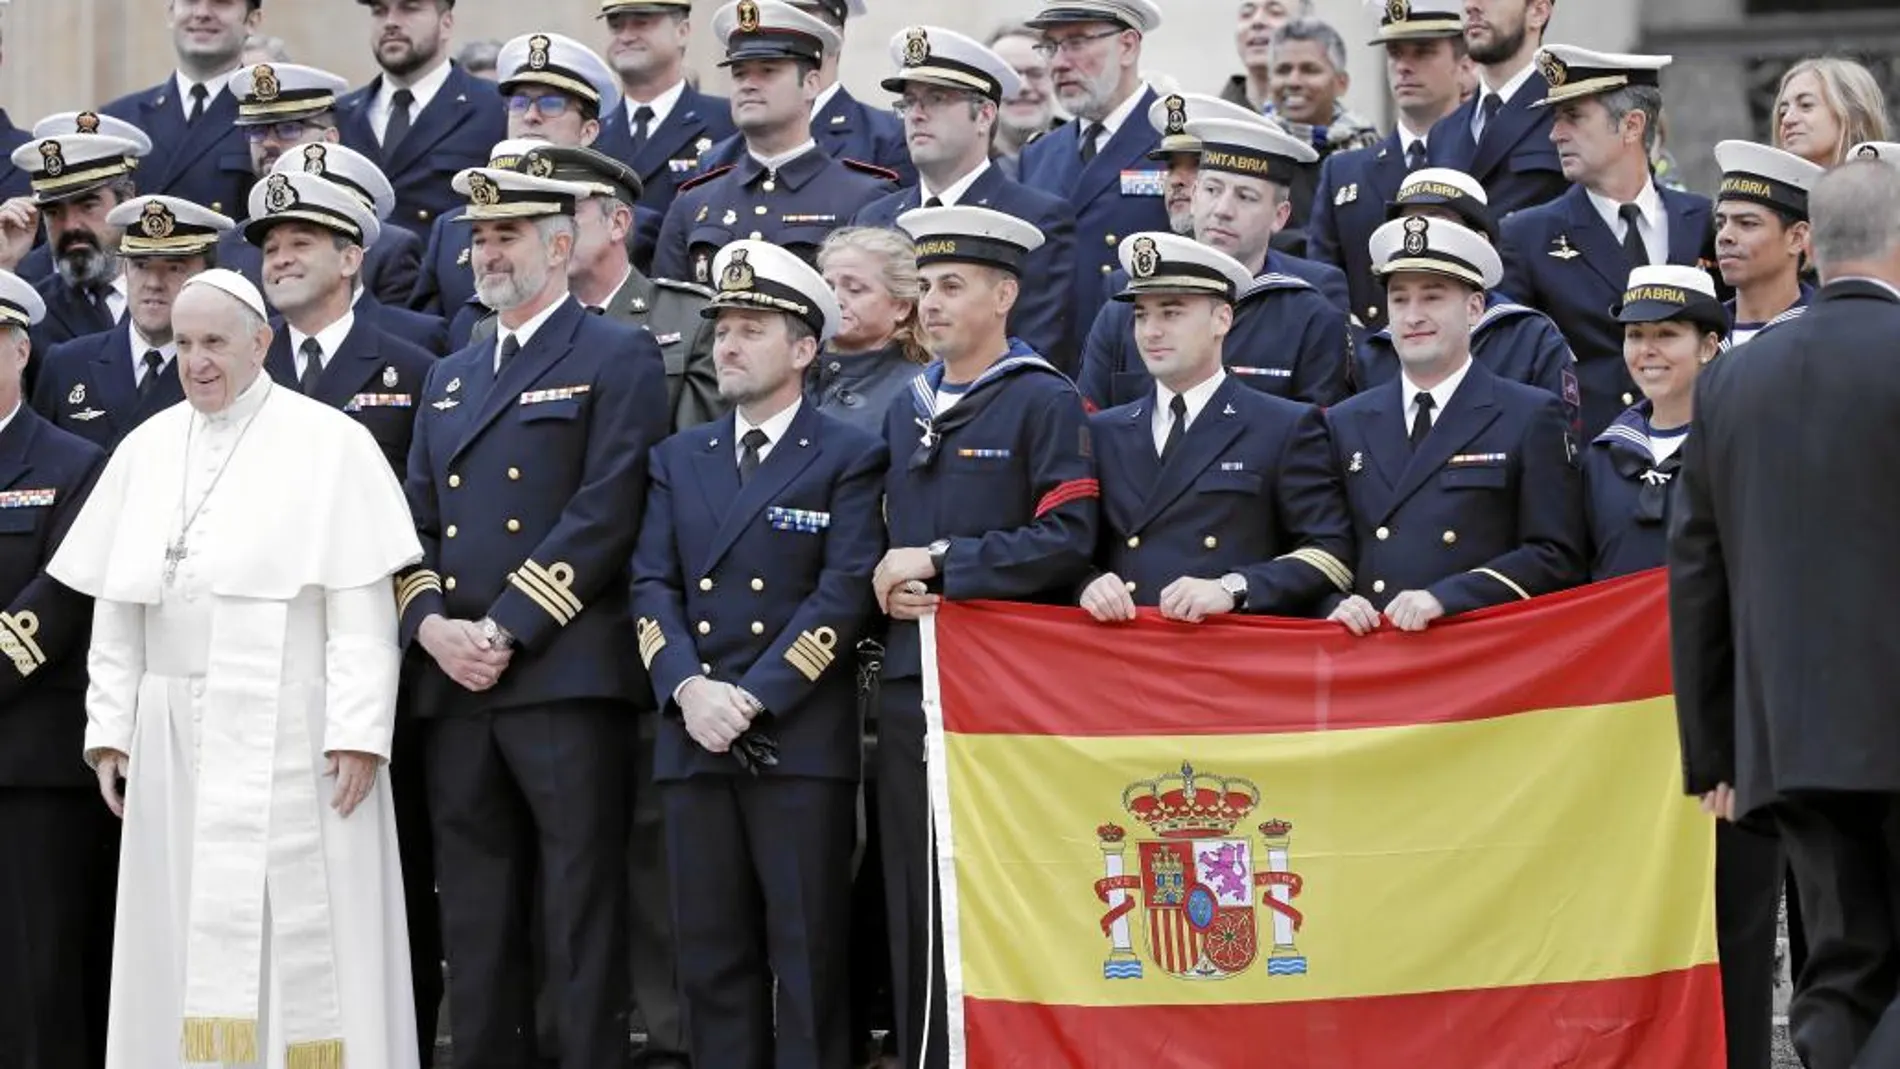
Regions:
[[937, 570, 1672, 737], [1035, 478, 1100, 518], [962, 964, 1724, 1069]]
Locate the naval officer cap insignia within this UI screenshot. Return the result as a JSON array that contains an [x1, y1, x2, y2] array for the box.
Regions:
[[513, 145, 645, 205], [895, 205, 1046, 276], [270, 142, 398, 222], [450, 167, 593, 222], [1387, 166, 1497, 242], [1144, 93, 1270, 160], [1025, 0, 1163, 34], [107, 196, 234, 258], [1112, 231, 1254, 303], [0, 269, 48, 331], [1613, 264, 1727, 335], [32, 112, 155, 156], [1367, 0, 1464, 45], [714, 0, 841, 68], [231, 63, 350, 125], [1181, 116, 1318, 186], [1850, 141, 1900, 165], [1531, 45, 1672, 109], [13, 131, 144, 205], [880, 26, 1021, 105], [1714, 140, 1825, 221], [498, 32, 623, 120], [244, 171, 380, 249], [1370, 215, 1503, 290], [702, 239, 843, 342]]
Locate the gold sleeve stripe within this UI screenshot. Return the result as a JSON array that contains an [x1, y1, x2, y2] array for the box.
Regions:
[[396, 572, 443, 616], [784, 626, 839, 683], [0, 610, 45, 677], [518, 559, 584, 616], [1471, 567, 1532, 601], [1279, 548, 1354, 593], [508, 572, 578, 626], [636, 618, 667, 670]]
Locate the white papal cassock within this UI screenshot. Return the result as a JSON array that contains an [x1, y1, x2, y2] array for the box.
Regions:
[[49, 375, 423, 1069]]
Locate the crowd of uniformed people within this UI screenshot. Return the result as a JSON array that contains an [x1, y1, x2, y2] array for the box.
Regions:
[[0, 0, 1893, 1066]]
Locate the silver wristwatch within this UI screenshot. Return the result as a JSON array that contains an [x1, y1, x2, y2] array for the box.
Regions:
[[1219, 572, 1249, 610], [480, 617, 514, 649]]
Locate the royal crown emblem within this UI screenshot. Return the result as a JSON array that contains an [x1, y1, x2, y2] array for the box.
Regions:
[[252, 63, 281, 102], [302, 143, 327, 175], [721, 247, 756, 292], [467, 172, 501, 207], [527, 34, 552, 72], [38, 140, 64, 179], [140, 201, 176, 239], [737, 0, 761, 34], [74, 111, 101, 134], [1164, 94, 1187, 136], [264, 173, 298, 213], [1403, 215, 1429, 256], [526, 151, 556, 179], [1092, 763, 1307, 982], [1538, 51, 1568, 88], [902, 27, 931, 67], [1387, 0, 1410, 23], [1130, 236, 1160, 280]]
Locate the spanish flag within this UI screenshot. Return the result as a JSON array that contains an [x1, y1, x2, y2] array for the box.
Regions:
[[922, 571, 1721, 1068]]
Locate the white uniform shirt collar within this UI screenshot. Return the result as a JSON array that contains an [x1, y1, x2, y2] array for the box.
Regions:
[[1400, 357, 1473, 428], [1585, 180, 1668, 262], [496, 296, 569, 371], [174, 68, 238, 107], [627, 78, 687, 131], [1479, 59, 1538, 106], [1397, 121, 1431, 158], [128, 323, 178, 383], [1151, 370, 1227, 452], [374, 58, 453, 130], [104, 273, 129, 324], [734, 397, 802, 464], [0, 401, 21, 439], [813, 82, 844, 118], [920, 159, 991, 207], [288, 310, 357, 378], [750, 140, 818, 172]]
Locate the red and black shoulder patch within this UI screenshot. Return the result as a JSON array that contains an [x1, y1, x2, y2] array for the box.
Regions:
[[677, 164, 736, 194]]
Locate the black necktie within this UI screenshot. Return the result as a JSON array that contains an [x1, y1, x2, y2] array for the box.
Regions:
[[138, 349, 165, 400], [88, 286, 115, 323], [186, 83, 209, 125], [1410, 391, 1435, 449], [384, 88, 415, 157], [1476, 92, 1502, 143], [630, 105, 655, 154], [1079, 122, 1103, 164], [1405, 139, 1428, 172], [922, 196, 943, 209], [1159, 394, 1187, 461], [1618, 203, 1649, 267], [298, 337, 324, 395], [738, 428, 769, 484], [497, 333, 520, 371]]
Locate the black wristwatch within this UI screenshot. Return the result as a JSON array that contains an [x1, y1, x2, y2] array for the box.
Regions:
[[1219, 572, 1249, 610], [927, 538, 952, 578]]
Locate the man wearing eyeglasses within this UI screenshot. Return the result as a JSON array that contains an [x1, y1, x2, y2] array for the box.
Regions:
[[338, 0, 506, 240], [1016, 0, 1170, 361]]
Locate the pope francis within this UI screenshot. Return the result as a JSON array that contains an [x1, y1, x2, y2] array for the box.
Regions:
[[48, 269, 423, 1069]]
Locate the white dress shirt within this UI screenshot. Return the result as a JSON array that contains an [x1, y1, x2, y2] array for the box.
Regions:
[[105, 274, 129, 325], [1586, 181, 1669, 265], [734, 397, 802, 465], [370, 59, 453, 144], [174, 68, 238, 112], [0, 401, 20, 439], [627, 78, 687, 133], [1087, 81, 1151, 147], [289, 311, 357, 381], [496, 297, 569, 372], [813, 82, 844, 119], [919, 159, 991, 207], [1151, 371, 1226, 455], [1398, 122, 1430, 162], [1401, 357, 1473, 433], [127, 324, 177, 387], [750, 140, 819, 173], [1471, 60, 1537, 142]]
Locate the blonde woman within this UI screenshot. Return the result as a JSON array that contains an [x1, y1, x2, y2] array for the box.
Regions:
[[812, 228, 932, 435], [1775, 57, 1892, 168]]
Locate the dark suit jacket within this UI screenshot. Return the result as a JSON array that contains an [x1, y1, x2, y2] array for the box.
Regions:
[[1355, 293, 1578, 422], [28, 275, 115, 363], [337, 63, 509, 239], [1092, 376, 1353, 615], [397, 298, 669, 715], [632, 404, 888, 781], [30, 321, 184, 451], [218, 223, 425, 310], [0, 109, 31, 202], [101, 80, 252, 216], [0, 407, 107, 787], [359, 293, 449, 357], [1499, 183, 1714, 435], [593, 85, 739, 219], [263, 313, 436, 474], [1308, 131, 1412, 330], [853, 165, 1077, 370], [1669, 279, 1900, 813], [1427, 71, 1567, 220]]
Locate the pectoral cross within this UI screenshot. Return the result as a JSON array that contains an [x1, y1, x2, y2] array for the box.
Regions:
[[164, 537, 188, 586]]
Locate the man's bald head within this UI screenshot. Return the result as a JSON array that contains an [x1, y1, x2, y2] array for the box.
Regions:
[[173, 281, 274, 414], [1811, 160, 1900, 285]]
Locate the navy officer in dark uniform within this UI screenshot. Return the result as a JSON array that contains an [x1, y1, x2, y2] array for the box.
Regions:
[[852, 24, 1075, 369], [1082, 231, 1353, 623], [31, 195, 229, 452], [1079, 115, 1348, 410], [632, 238, 887, 1069], [1712, 140, 1821, 351], [1497, 45, 1714, 437], [3, 131, 145, 357], [653, 0, 894, 288], [0, 269, 113, 1069], [874, 204, 1099, 1069], [1425, 0, 1565, 218], [593, 0, 740, 219], [7, 112, 153, 288], [1326, 213, 1585, 635], [1354, 167, 1577, 419], [395, 164, 669, 1069]]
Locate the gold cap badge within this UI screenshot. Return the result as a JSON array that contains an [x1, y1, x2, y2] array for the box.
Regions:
[[721, 247, 756, 292], [527, 34, 552, 71], [252, 63, 281, 102], [1538, 51, 1568, 88], [737, 0, 761, 34], [264, 173, 298, 213], [468, 172, 501, 207], [902, 28, 930, 68], [139, 201, 176, 239], [38, 141, 64, 178], [74, 112, 101, 134], [1402, 215, 1429, 256], [1130, 236, 1159, 279]]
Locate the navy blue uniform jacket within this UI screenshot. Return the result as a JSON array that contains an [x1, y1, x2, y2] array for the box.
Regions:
[[696, 85, 913, 187], [30, 321, 183, 451], [1324, 359, 1586, 614], [337, 63, 509, 239], [102, 81, 251, 217], [881, 347, 1099, 679], [632, 405, 888, 781], [0, 109, 31, 202], [263, 314, 436, 475], [413, 203, 664, 325], [593, 85, 739, 219], [1092, 376, 1354, 615], [397, 298, 670, 716], [28, 275, 114, 363], [1308, 131, 1412, 331], [0, 407, 106, 787], [853, 166, 1076, 371], [1499, 182, 1713, 436], [1581, 403, 1680, 581], [1426, 72, 1567, 220], [1354, 293, 1578, 421]]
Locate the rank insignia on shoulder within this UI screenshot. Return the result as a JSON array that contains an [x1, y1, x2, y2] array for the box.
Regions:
[[382, 365, 399, 388], [346, 393, 413, 412], [70, 408, 106, 422], [766, 506, 831, 533], [519, 385, 592, 405], [1448, 452, 1508, 466], [1335, 183, 1359, 206], [1348, 451, 1364, 473], [67, 383, 84, 405], [1549, 235, 1580, 261], [636, 617, 666, 670], [0, 488, 54, 508], [456, 248, 471, 266], [784, 626, 838, 682]]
